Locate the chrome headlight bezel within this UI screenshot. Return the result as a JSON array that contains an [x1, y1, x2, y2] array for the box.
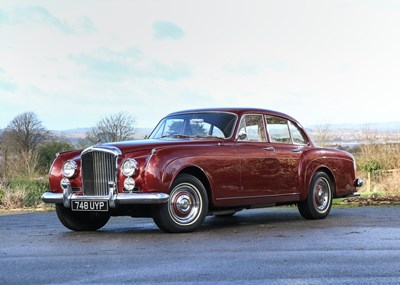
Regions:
[[121, 158, 138, 177], [62, 160, 78, 178]]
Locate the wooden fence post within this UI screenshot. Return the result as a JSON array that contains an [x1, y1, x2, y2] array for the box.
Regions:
[[367, 171, 371, 193]]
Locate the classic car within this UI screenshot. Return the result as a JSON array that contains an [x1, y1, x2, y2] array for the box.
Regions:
[[42, 108, 363, 233]]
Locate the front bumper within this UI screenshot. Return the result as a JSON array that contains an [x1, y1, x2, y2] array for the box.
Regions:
[[41, 180, 169, 208]]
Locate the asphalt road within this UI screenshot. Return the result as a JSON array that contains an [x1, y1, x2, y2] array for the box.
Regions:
[[1, 206, 400, 285]]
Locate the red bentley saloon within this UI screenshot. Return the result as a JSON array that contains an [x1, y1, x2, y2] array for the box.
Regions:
[[42, 108, 363, 233]]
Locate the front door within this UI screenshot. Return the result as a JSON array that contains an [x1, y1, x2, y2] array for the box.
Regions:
[[235, 114, 279, 196]]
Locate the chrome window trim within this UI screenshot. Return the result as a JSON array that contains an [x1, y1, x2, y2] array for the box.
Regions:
[[235, 113, 267, 142], [149, 111, 238, 140]]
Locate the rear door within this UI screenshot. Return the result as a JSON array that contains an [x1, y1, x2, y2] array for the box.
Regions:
[[265, 115, 309, 194]]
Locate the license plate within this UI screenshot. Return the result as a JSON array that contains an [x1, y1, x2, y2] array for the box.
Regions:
[[71, 200, 109, 212]]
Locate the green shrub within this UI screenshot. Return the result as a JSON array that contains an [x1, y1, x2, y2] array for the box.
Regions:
[[1, 177, 49, 208], [0, 187, 4, 206], [37, 141, 73, 174], [360, 160, 382, 173]]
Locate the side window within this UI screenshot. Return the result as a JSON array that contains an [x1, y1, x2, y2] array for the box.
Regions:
[[237, 114, 266, 142], [289, 121, 307, 145], [266, 115, 291, 144]]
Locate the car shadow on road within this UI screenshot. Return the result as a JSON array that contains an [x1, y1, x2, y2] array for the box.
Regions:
[[56, 206, 400, 239], [59, 207, 327, 237]]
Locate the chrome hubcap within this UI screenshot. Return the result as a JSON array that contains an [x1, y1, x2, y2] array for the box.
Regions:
[[175, 194, 192, 215], [168, 183, 202, 226], [313, 177, 330, 212]]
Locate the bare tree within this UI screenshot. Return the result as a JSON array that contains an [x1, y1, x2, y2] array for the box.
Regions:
[[86, 112, 136, 144], [358, 125, 379, 158], [2, 112, 49, 153], [1, 112, 49, 178], [313, 124, 334, 148]]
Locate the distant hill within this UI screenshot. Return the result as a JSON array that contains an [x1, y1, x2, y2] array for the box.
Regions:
[[50, 127, 153, 145], [307, 121, 400, 132], [2, 121, 400, 147]]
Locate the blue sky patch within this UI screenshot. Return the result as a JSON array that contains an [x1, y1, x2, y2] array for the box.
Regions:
[[0, 79, 17, 92], [153, 21, 184, 40], [69, 47, 190, 81], [16, 6, 73, 33]]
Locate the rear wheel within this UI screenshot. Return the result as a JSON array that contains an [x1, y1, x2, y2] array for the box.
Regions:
[[298, 172, 333, 220], [152, 174, 208, 233], [56, 204, 110, 231]]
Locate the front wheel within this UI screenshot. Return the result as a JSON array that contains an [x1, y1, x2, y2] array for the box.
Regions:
[[298, 172, 333, 220], [152, 174, 208, 233], [56, 204, 110, 231]]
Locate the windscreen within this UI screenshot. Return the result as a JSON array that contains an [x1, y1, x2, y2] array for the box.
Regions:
[[149, 112, 237, 139]]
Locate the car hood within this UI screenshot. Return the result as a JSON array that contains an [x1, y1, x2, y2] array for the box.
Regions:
[[99, 138, 217, 155]]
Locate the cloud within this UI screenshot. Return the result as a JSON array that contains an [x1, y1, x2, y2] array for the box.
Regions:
[[223, 63, 262, 76], [0, 9, 7, 24], [0, 6, 94, 34], [74, 16, 96, 34], [15, 6, 72, 33], [0, 79, 17, 92], [153, 21, 184, 40], [69, 47, 191, 81], [222, 61, 293, 76], [0, 68, 17, 92]]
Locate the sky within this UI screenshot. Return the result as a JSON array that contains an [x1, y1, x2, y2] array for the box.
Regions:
[[1, 0, 400, 131]]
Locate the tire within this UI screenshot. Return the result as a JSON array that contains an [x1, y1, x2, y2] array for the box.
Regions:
[[55, 204, 110, 231], [298, 172, 333, 220], [152, 174, 208, 233]]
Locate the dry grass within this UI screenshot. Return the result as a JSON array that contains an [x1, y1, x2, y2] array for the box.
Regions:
[[0, 181, 26, 209], [0, 178, 48, 209], [354, 143, 400, 197], [374, 171, 400, 196]]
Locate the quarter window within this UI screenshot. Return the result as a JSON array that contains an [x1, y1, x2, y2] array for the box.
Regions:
[[266, 115, 308, 145], [237, 114, 266, 142], [266, 116, 291, 143], [289, 122, 307, 145]]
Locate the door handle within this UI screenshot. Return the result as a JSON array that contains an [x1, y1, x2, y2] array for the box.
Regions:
[[292, 147, 303, 153], [262, 146, 275, 151]]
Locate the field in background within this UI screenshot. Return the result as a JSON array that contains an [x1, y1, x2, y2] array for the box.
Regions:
[[1, 125, 400, 209]]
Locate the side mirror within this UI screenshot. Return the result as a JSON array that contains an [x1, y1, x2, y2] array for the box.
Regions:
[[237, 132, 247, 141]]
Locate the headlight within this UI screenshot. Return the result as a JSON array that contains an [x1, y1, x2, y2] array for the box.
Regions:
[[124, 177, 135, 191], [122, 158, 138, 177], [62, 160, 77, 178]]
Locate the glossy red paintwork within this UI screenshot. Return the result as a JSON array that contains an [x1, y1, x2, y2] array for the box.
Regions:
[[48, 108, 358, 212]]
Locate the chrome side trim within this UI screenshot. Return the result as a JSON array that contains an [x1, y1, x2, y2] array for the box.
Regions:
[[215, 192, 299, 201]]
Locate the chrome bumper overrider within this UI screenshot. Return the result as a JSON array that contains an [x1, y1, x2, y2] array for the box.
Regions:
[[41, 181, 169, 208], [354, 178, 364, 188]]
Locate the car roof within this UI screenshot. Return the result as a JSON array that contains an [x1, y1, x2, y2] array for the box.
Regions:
[[166, 107, 299, 123]]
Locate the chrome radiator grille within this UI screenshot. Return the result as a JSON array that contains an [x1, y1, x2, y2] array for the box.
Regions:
[[81, 150, 117, 196]]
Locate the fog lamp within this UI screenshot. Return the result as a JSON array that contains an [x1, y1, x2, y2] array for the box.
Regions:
[[124, 177, 135, 191]]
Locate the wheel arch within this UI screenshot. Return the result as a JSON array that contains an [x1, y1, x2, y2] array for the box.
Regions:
[[177, 166, 212, 208], [302, 165, 337, 200], [310, 167, 336, 197]]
